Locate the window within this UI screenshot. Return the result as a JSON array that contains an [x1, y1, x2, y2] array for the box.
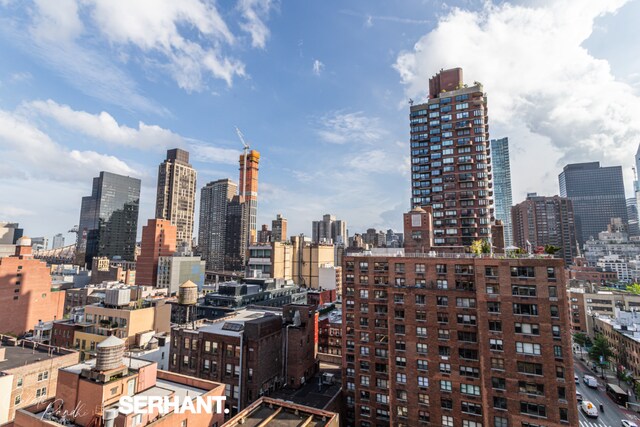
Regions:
[[417, 327, 427, 337], [517, 361, 543, 376], [397, 405, 408, 417], [397, 389, 408, 401], [520, 402, 546, 417], [494, 417, 508, 427], [396, 373, 407, 384], [418, 377, 429, 387], [35, 387, 47, 398], [489, 339, 504, 351], [16, 378, 23, 387], [15, 395, 21, 405], [554, 345, 563, 358], [459, 348, 478, 360], [518, 381, 544, 396], [492, 377, 506, 390], [417, 359, 428, 370], [395, 356, 406, 367], [462, 401, 483, 415], [493, 396, 507, 410], [439, 346, 451, 356], [516, 342, 541, 355], [418, 393, 429, 405], [513, 303, 538, 316], [511, 266, 535, 278], [461, 383, 481, 396], [458, 314, 477, 325], [442, 415, 454, 427], [376, 378, 388, 389], [415, 295, 426, 304], [488, 302, 500, 313], [514, 323, 539, 335], [439, 362, 451, 373], [550, 305, 559, 318], [552, 325, 561, 338], [437, 312, 449, 323], [440, 380, 452, 391], [416, 311, 427, 321], [491, 358, 505, 370], [458, 331, 477, 342], [37, 371, 49, 382], [460, 366, 479, 378], [456, 297, 476, 308], [437, 296, 449, 306], [489, 320, 501, 331], [360, 375, 370, 386], [512, 285, 537, 297], [463, 421, 482, 427]]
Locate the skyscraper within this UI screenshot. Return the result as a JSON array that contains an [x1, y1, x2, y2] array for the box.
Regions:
[[51, 233, 65, 249], [410, 67, 493, 248], [312, 214, 347, 245], [559, 162, 627, 245], [76, 171, 140, 267], [136, 219, 177, 287], [239, 150, 260, 245], [225, 195, 248, 271], [271, 213, 287, 242], [511, 193, 578, 265], [627, 197, 639, 237], [155, 148, 197, 248], [490, 137, 513, 247], [199, 179, 237, 271]]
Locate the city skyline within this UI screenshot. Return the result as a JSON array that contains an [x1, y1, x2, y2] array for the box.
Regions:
[[1, 1, 640, 246]]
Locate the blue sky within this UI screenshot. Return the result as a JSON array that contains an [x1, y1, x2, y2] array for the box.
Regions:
[[1, 0, 640, 246]]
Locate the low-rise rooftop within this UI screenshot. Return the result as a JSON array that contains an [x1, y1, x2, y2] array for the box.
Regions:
[[223, 397, 339, 427], [0, 340, 75, 372]]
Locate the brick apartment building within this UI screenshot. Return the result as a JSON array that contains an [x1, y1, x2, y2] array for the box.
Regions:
[[169, 304, 318, 416], [319, 309, 342, 356], [0, 237, 65, 336], [0, 336, 79, 424], [342, 254, 578, 427]]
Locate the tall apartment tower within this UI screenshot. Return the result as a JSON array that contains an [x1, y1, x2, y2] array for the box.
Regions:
[[52, 233, 65, 249], [272, 213, 288, 242], [76, 171, 140, 267], [490, 137, 513, 247], [342, 254, 578, 426], [559, 162, 627, 245], [199, 179, 237, 271], [312, 214, 347, 245], [627, 197, 639, 237], [136, 219, 177, 286], [225, 195, 248, 271], [155, 148, 197, 248], [410, 68, 493, 249], [239, 150, 260, 245], [511, 193, 578, 265]]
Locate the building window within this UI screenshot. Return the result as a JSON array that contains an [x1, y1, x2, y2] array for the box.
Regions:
[[35, 387, 47, 398], [37, 371, 49, 382], [489, 339, 504, 351], [440, 380, 452, 392], [442, 415, 454, 427], [16, 378, 23, 388], [494, 416, 508, 427], [396, 373, 407, 384], [439, 363, 451, 373], [492, 377, 506, 390], [15, 395, 21, 405], [516, 342, 541, 355], [461, 383, 481, 396]]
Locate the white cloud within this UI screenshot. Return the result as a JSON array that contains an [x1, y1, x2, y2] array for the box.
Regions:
[[317, 111, 385, 144], [394, 0, 640, 199], [238, 0, 274, 49], [9, 71, 32, 83], [0, 108, 136, 182], [25, 99, 183, 150], [313, 59, 324, 76], [189, 141, 241, 165]]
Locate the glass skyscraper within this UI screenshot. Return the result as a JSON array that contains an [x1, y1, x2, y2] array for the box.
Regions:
[[490, 137, 513, 247], [76, 171, 141, 267], [559, 162, 627, 246]]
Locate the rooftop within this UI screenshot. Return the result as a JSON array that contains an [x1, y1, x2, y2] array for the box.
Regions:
[[0, 340, 76, 372], [223, 397, 338, 427], [196, 308, 281, 337], [61, 356, 152, 374]]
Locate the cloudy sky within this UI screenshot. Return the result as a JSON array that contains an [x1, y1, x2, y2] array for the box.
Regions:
[[1, 0, 640, 246]]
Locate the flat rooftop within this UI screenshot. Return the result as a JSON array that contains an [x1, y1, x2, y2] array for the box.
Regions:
[[196, 308, 281, 337], [0, 344, 72, 372], [61, 356, 152, 374], [224, 397, 338, 427]]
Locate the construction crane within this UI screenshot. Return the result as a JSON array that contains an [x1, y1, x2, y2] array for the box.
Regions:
[[235, 126, 250, 198]]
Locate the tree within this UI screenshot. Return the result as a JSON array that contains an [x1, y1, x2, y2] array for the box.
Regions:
[[589, 334, 613, 363], [544, 245, 561, 255], [626, 283, 640, 295], [573, 332, 592, 348], [470, 239, 491, 255]]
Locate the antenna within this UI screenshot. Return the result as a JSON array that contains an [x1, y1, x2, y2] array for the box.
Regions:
[[235, 126, 250, 199]]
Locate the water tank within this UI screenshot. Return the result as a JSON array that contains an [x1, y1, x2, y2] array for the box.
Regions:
[[104, 408, 119, 427], [178, 280, 198, 305], [105, 288, 131, 307], [96, 335, 125, 371]]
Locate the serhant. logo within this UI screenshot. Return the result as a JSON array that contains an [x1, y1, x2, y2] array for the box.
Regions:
[[118, 396, 229, 415]]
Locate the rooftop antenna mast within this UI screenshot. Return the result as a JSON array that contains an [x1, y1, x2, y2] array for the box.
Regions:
[[235, 126, 250, 199]]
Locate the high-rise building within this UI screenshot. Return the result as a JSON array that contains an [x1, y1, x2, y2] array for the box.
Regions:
[[155, 148, 197, 248], [135, 219, 177, 287], [342, 254, 578, 426], [257, 224, 272, 243], [627, 197, 639, 237], [225, 195, 248, 271], [312, 214, 347, 245], [490, 137, 513, 246], [410, 67, 493, 249], [239, 150, 260, 245], [0, 222, 23, 258], [76, 171, 140, 267], [272, 213, 287, 242], [559, 162, 627, 245], [511, 193, 578, 265], [51, 233, 65, 249], [0, 237, 65, 336], [199, 179, 237, 271]]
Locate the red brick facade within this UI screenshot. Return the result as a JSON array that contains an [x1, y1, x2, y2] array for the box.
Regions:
[[342, 255, 578, 427]]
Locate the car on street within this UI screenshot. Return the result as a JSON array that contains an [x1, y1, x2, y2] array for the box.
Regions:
[[583, 374, 598, 388], [575, 374, 579, 383], [581, 400, 599, 418], [576, 391, 583, 402], [622, 420, 638, 427]]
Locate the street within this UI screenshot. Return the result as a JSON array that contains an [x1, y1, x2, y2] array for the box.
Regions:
[[573, 354, 640, 427]]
